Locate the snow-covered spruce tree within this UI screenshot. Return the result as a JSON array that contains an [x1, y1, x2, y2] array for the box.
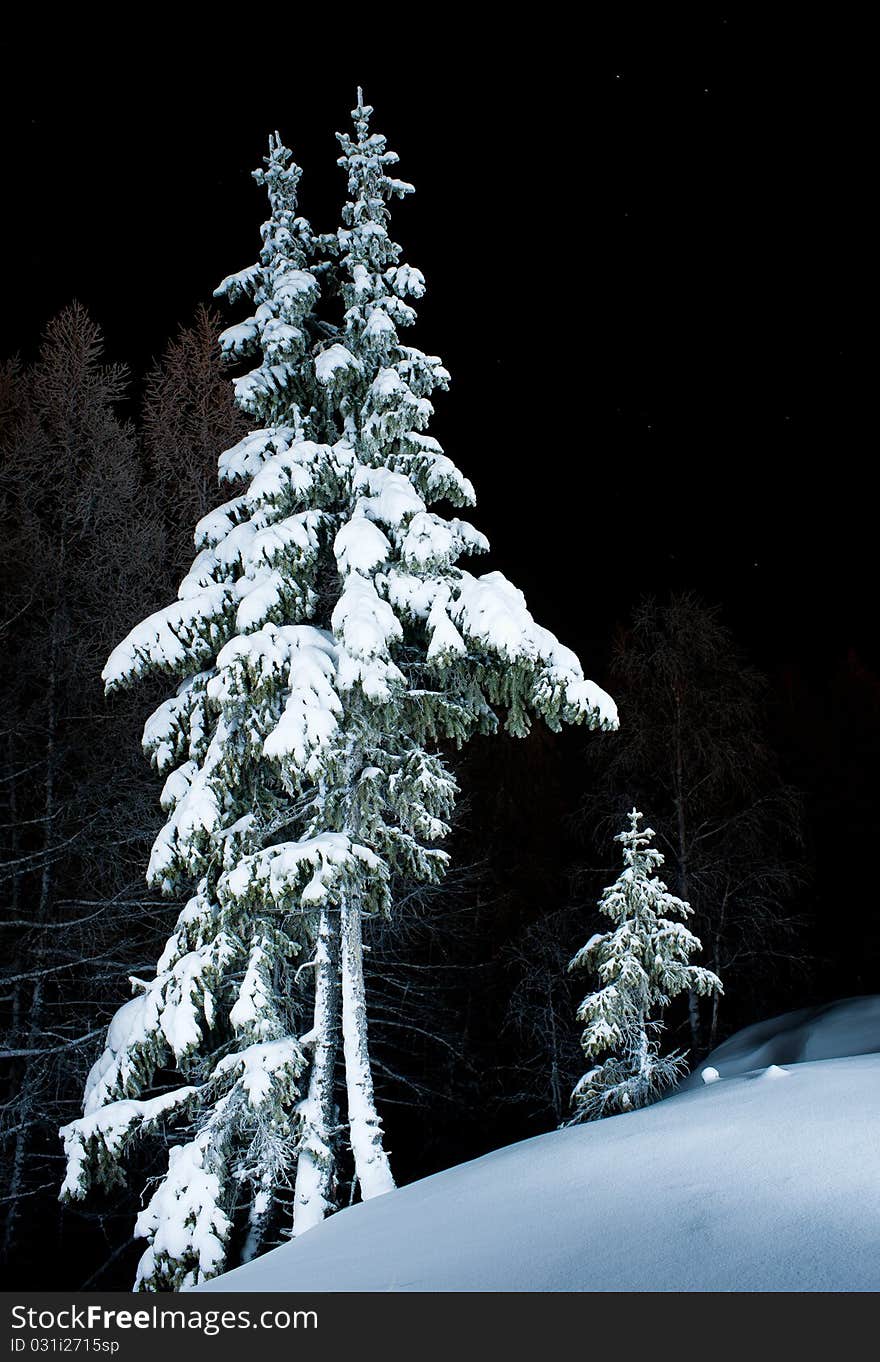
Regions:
[[567, 810, 721, 1122], [60, 95, 616, 1290]]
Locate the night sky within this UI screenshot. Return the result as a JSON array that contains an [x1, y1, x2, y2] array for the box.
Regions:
[[2, 14, 869, 676]]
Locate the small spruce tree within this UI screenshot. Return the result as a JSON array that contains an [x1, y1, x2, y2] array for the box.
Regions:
[[60, 95, 617, 1290], [567, 810, 721, 1122]]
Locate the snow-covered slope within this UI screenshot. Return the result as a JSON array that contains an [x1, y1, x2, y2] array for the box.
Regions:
[[681, 995, 880, 1088], [198, 1004, 880, 1292]]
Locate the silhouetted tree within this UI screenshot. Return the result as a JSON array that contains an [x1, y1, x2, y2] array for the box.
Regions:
[[0, 305, 165, 1267], [143, 304, 247, 579]]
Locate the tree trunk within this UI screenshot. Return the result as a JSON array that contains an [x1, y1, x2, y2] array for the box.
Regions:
[[3, 642, 56, 1258], [241, 1171, 274, 1263], [548, 983, 562, 1124], [340, 893, 395, 1202], [672, 690, 701, 1052], [292, 905, 341, 1235], [636, 1010, 649, 1078], [708, 890, 728, 1049]]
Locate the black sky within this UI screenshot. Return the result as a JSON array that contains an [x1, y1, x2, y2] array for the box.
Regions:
[[2, 14, 869, 677]]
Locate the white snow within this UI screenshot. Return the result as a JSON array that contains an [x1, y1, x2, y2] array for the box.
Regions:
[[194, 497, 249, 550], [426, 594, 467, 662], [214, 263, 260, 304], [76, 935, 233, 1119], [228, 940, 273, 1034], [314, 343, 360, 384], [261, 639, 341, 774], [233, 567, 285, 633], [274, 269, 317, 309], [679, 995, 880, 1087], [197, 1004, 880, 1293], [217, 428, 297, 485], [331, 572, 404, 701], [363, 308, 394, 341], [380, 568, 443, 622], [147, 756, 221, 889], [333, 517, 392, 576], [370, 366, 405, 401], [388, 264, 425, 298], [60, 1086, 197, 1201], [250, 510, 323, 571], [353, 463, 425, 528], [400, 512, 488, 570], [245, 438, 343, 510], [453, 572, 536, 659], [135, 1133, 231, 1291], [218, 318, 259, 357], [260, 319, 303, 361], [218, 832, 383, 917], [213, 1039, 304, 1106], [103, 586, 235, 690], [142, 674, 209, 773]]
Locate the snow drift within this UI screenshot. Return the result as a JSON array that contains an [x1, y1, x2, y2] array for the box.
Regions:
[[681, 994, 880, 1087], [198, 999, 880, 1293]]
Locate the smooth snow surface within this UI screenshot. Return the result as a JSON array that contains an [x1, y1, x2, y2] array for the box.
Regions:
[[198, 1043, 880, 1292], [680, 995, 880, 1088]]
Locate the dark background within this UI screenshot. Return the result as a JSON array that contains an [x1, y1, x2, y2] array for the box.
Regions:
[[1, 11, 874, 1286], [2, 13, 871, 670]]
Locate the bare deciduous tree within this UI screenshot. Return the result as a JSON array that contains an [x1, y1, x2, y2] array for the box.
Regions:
[[0, 305, 166, 1269], [143, 304, 247, 573]]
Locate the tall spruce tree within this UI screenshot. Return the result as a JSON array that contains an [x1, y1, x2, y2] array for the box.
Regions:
[[60, 94, 617, 1290], [567, 810, 721, 1122]]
